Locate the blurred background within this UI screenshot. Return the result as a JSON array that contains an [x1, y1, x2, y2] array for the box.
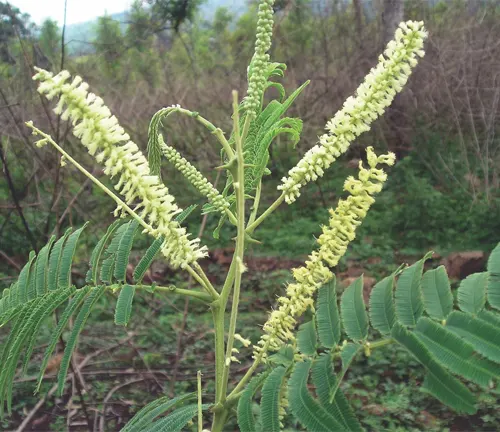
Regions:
[[1, 0, 500, 430]]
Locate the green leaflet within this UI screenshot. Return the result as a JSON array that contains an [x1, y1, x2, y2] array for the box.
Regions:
[[36, 287, 91, 392], [487, 242, 500, 310], [100, 221, 130, 283], [341, 276, 368, 341], [47, 227, 72, 291], [478, 309, 500, 328], [115, 284, 136, 326], [35, 236, 55, 296], [175, 204, 198, 223], [288, 360, 345, 431], [17, 251, 36, 304], [316, 277, 341, 349], [312, 354, 364, 431], [58, 223, 88, 290], [147, 108, 175, 180], [237, 371, 270, 432], [391, 322, 476, 414], [457, 272, 488, 315], [122, 393, 196, 432], [268, 345, 295, 367], [86, 220, 121, 284], [395, 252, 432, 327], [142, 403, 210, 432], [260, 366, 287, 432], [57, 285, 106, 395], [297, 320, 317, 356], [415, 317, 500, 388], [421, 266, 453, 321], [114, 220, 139, 282], [369, 273, 396, 335], [134, 236, 165, 283], [445, 311, 500, 363], [26, 251, 37, 300]]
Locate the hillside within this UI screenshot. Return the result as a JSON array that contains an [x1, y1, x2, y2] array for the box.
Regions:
[[65, 0, 247, 55]]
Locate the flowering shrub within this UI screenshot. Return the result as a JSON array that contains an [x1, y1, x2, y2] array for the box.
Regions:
[[1, 5, 500, 431]]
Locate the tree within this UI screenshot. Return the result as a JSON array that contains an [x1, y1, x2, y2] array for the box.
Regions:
[[93, 14, 124, 79], [38, 19, 61, 68], [382, 0, 404, 44]]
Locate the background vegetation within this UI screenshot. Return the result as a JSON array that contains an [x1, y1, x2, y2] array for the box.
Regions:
[[1, 0, 499, 430]]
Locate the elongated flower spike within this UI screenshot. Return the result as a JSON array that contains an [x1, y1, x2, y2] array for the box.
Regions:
[[243, 0, 275, 113], [158, 135, 230, 214], [278, 20, 427, 204], [254, 147, 395, 361], [33, 67, 207, 268]]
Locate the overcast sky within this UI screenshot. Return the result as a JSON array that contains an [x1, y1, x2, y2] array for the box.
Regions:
[[10, 0, 133, 25]]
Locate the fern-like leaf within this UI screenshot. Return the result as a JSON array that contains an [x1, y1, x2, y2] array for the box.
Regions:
[[100, 222, 130, 283], [142, 403, 209, 432], [457, 272, 488, 315], [391, 322, 476, 414], [395, 253, 432, 327], [312, 353, 364, 431], [369, 273, 396, 335], [134, 236, 165, 283], [415, 317, 500, 388], [175, 204, 198, 223], [288, 360, 345, 431], [36, 287, 91, 392], [114, 220, 139, 282], [57, 285, 106, 395], [86, 221, 120, 284], [47, 228, 72, 291], [122, 393, 196, 432], [115, 284, 136, 326], [35, 236, 55, 296], [316, 277, 341, 349], [17, 251, 35, 304], [421, 266, 453, 321], [341, 276, 368, 341], [297, 320, 317, 356], [445, 311, 500, 363], [237, 371, 270, 432], [260, 366, 287, 432], [58, 224, 88, 289]]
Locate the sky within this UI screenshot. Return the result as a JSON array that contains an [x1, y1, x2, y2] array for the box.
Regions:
[[10, 0, 134, 25]]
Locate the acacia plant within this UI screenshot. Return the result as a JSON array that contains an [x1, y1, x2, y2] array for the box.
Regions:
[[1, 3, 500, 430]]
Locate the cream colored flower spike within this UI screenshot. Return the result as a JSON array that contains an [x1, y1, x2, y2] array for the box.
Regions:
[[33, 68, 207, 269], [254, 147, 395, 361], [278, 21, 427, 204]]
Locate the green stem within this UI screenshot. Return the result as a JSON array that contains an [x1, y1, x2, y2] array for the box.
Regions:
[[247, 180, 262, 226], [168, 107, 235, 159], [246, 192, 286, 234], [193, 262, 219, 299], [219, 91, 247, 403], [108, 284, 212, 302], [212, 306, 225, 405], [197, 370, 203, 432]]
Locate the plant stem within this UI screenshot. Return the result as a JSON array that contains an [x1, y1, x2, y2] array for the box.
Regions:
[[212, 306, 225, 405], [247, 180, 262, 226], [246, 192, 286, 234], [219, 91, 247, 403], [197, 371, 203, 432], [193, 262, 219, 299], [110, 284, 213, 302]]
